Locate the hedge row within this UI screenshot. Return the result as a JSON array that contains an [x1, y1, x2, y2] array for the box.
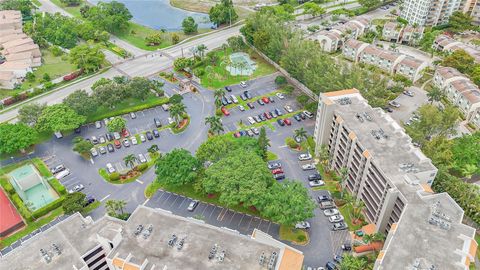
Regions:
[[136, 163, 148, 172], [32, 197, 65, 219], [11, 194, 33, 222], [48, 178, 67, 195], [0, 177, 15, 195]]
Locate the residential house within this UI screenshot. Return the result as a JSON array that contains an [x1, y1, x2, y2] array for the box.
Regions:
[[400, 25, 424, 45], [396, 56, 429, 82], [0, 71, 17, 89], [382, 22, 424, 45], [433, 66, 465, 89], [314, 17, 370, 53], [359, 45, 405, 74], [382, 22, 403, 43], [343, 39, 369, 62], [314, 30, 343, 53], [433, 35, 480, 63]]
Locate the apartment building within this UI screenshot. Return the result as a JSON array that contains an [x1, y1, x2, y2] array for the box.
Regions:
[[1, 205, 303, 270], [434, 67, 480, 128], [433, 34, 480, 63], [381, 22, 424, 45], [313, 89, 477, 269], [382, 22, 403, 43], [396, 57, 429, 82], [400, 0, 463, 26], [312, 17, 370, 53]]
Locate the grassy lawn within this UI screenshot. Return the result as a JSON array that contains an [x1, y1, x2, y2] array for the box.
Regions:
[[267, 151, 278, 161], [0, 207, 64, 249], [196, 49, 276, 89], [0, 48, 76, 99], [339, 203, 363, 231], [279, 225, 309, 245], [49, 0, 83, 17], [81, 200, 101, 215], [169, 0, 251, 19]]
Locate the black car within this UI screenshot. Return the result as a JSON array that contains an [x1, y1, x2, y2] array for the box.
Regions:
[[244, 91, 252, 99], [154, 118, 162, 128], [326, 261, 336, 270], [299, 112, 307, 120], [83, 195, 96, 207], [317, 194, 332, 202], [74, 127, 81, 133], [277, 119, 285, 126], [239, 130, 247, 136], [224, 86, 232, 92], [383, 106, 393, 113], [334, 254, 343, 264], [153, 129, 160, 137], [308, 173, 322, 181], [240, 94, 247, 101], [247, 102, 255, 109], [257, 99, 265, 106], [259, 114, 266, 121], [294, 114, 302, 121], [146, 131, 154, 140], [107, 143, 114, 152], [341, 243, 352, 251], [106, 133, 113, 141], [268, 162, 282, 170], [275, 108, 283, 116], [274, 173, 285, 180], [268, 96, 275, 103]]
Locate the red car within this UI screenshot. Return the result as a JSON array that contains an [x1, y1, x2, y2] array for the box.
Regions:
[[221, 106, 230, 116], [121, 128, 130, 137], [262, 97, 270, 104], [113, 140, 121, 149], [233, 132, 241, 138], [264, 112, 272, 119], [271, 168, 284, 174], [284, 118, 292, 125]]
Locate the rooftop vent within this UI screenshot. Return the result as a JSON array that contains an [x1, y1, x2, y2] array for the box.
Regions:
[[355, 113, 364, 122], [208, 244, 218, 260], [338, 97, 352, 105], [176, 237, 185, 250], [40, 248, 51, 263], [371, 129, 388, 140], [259, 252, 266, 266], [51, 243, 61, 255], [142, 224, 153, 239], [268, 251, 278, 270], [363, 112, 372, 121], [428, 201, 452, 230], [134, 224, 143, 236], [168, 234, 177, 247]]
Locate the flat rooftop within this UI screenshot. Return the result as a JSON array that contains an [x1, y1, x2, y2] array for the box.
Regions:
[[109, 206, 281, 270], [326, 93, 436, 197]]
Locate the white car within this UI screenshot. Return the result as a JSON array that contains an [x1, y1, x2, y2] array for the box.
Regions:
[[68, 184, 84, 194], [329, 214, 344, 223], [55, 169, 70, 180], [95, 121, 102, 129], [295, 221, 311, 229], [298, 153, 312, 161], [113, 132, 121, 140], [284, 105, 293, 113], [389, 100, 401, 108], [130, 112, 137, 119], [323, 208, 339, 216], [103, 118, 109, 126], [131, 136, 138, 145], [231, 95, 238, 104], [301, 163, 316, 170], [238, 105, 245, 111], [303, 111, 314, 118], [276, 92, 285, 99], [309, 180, 325, 187], [247, 116, 256, 125], [139, 134, 146, 142], [240, 81, 247, 88], [99, 146, 107, 154], [99, 136, 106, 144], [168, 117, 175, 125], [138, 153, 147, 163], [90, 148, 98, 157], [106, 163, 116, 173]]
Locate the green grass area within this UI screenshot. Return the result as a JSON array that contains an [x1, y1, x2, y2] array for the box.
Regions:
[[0, 207, 63, 248], [267, 151, 278, 161], [0, 48, 76, 99], [145, 181, 262, 217], [196, 49, 276, 89], [49, 0, 83, 17], [339, 203, 363, 231], [81, 200, 101, 216], [86, 96, 168, 122], [279, 225, 309, 245]]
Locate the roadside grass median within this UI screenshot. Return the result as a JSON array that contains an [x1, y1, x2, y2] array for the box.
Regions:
[[279, 225, 309, 245]]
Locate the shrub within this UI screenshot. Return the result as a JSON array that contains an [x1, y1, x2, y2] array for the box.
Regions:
[[48, 178, 67, 195], [275, 75, 287, 85], [0, 177, 15, 195], [297, 235, 306, 242], [286, 137, 299, 149], [284, 85, 294, 94], [109, 172, 120, 181], [50, 45, 63, 56], [11, 194, 33, 222], [136, 163, 148, 171], [215, 108, 223, 116], [31, 197, 65, 219]]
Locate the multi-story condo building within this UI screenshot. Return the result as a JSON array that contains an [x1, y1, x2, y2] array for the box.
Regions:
[[400, 0, 463, 26], [381, 22, 424, 45], [434, 66, 480, 128], [313, 89, 477, 269], [1, 205, 304, 270], [433, 34, 480, 63]]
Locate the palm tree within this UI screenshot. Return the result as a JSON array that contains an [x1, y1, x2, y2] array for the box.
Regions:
[[115, 200, 127, 215], [213, 88, 225, 108], [339, 167, 349, 199], [338, 254, 367, 270], [124, 154, 139, 169], [427, 86, 444, 104], [205, 116, 224, 134], [318, 144, 330, 167], [294, 127, 308, 142], [148, 144, 159, 154], [169, 102, 187, 124], [352, 198, 365, 221], [197, 44, 207, 59], [205, 65, 214, 84], [220, 59, 230, 79], [237, 61, 247, 76], [105, 200, 117, 216]]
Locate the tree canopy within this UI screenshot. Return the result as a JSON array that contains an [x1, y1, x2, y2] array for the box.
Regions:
[[196, 135, 261, 163], [182, 16, 198, 34], [36, 104, 86, 132], [0, 123, 38, 154], [107, 117, 127, 132], [18, 103, 46, 127], [69, 44, 105, 73], [442, 49, 476, 74], [448, 11, 474, 32], [209, 0, 238, 26], [155, 149, 200, 186], [63, 90, 97, 116], [81, 1, 132, 33], [62, 192, 86, 214]]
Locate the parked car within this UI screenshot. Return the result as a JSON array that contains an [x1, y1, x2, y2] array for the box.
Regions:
[[122, 138, 130, 147], [55, 169, 70, 180], [323, 208, 339, 216], [284, 105, 293, 113], [90, 148, 98, 157], [333, 255, 343, 264], [240, 81, 247, 88], [403, 90, 414, 97], [146, 131, 154, 140], [261, 97, 270, 104], [254, 115, 262, 122], [302, 163, 316, 170], [106, 163, 116, 173], [332, 222, 348, 231], [74, 127, 81, 133], [114, 140, 121, 149], [383, 107, 394, 113], [238, 105, 245, 111], [233, 132, 241, 138], [225, 86, 232, 92], [113, 132, 121, 140], [295, 221, 310, 229], [274, 108, 283, 116], [247, 102, 255, 109], [99, 146, 107, 154], [389, 100, 400, 108], [154, 118, 162, 127], [299, 112, 307, 120], [139, 134, 146, 142], [264, 111, 272, 119], [221, 96, 228, 106], [99, 136, 106, 144], [271, 168, 284, 174], [284, 118, 292, 125], [84, 195, 96, 207], [68, 184, 84, 194], [240, 94, 247, 101], [95, 121, 102, 129], [107, 144, 114, 152], [308, 173, 322, 181], [231, 95, 238, 103], [309, 180, 325, 187], [303, 110, 314, 118], [251, 127, 260, 135], [320, 201, 336, 209], [277, 119, 285, 126], [91, 136, 99, 144], [221, 106, 230, 116], [341, 243, 352, 251], [138, 153, 147, 163], [168, 117, 175, 125], [326, 261, 337, 270], [106, 133, 113, 141], [130, 112, 137, 119], [268, 96, 275, 103], [152, 129, 159, 137], [276, 92, 285, 99], [225, 95, 233, 104], [329, 214, 344, 223], [131, 136, 138, 145], [188, 200, 199, 211], [247, 129, 254, 137], [294, 114, 302, 122], [51, 164, 66, 174], [258, 114, 266, 121], [268, 162, 282, 170], [298, 153, 312, 161], [257, 99, 265, 106], [247, 117, 256, 125], [317, 193, 332, 202], [274, 173, 285, 180]]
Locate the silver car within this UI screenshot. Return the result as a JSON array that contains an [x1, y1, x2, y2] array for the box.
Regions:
[[138, 153, 147, 163]]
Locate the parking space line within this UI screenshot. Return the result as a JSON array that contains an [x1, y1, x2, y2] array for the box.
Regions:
[[209, 206, 221, 219], [228, 212, 237, 225], [169, 195, 180, 207], [237, 214, 245, 226], [175, 197, 186, 208], [178, 197, 188, 208], [100, 194, 111, 202], [201, 204, 210, 216], [217, 208, 226, 221], [136, 179, 144, 184], [266, 221, 272, 234]]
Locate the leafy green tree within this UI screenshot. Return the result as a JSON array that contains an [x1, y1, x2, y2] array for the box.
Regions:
[[448, 11, 473, 32], [24, 13, 79, 49], [18, 103, 46, 127], [60, 0, 81, 6], [145, 33, 163, 46], [182, 16, 198, 34], [107, 117, 127, 132], [155, 148, 200, 186], [0, 0, 32, 17], [258, 127, 270, 160], [261, 180, 316, 225], [127, 77, 153, 100], [358, 0, 380, 9], [169, 102, 187, 124], [202, 150, 274, 208], [275, 76, 287, 85], [62, 192, 86, 214], [69, 44, 105, 73], [124, 154, 139, 169], [81, 1, 132, 33], [25, 72, 35, 82], [426, 86, 444, 104], [209, 0, 238, 26], [73, 137, 93, 156], [0, 123, 38, 154], [422, 136, 453, 168], [196, 135, 261, 163], [36, 104, 86, 132], [171, 33, 180, 44], [92, 83, 124, 109], [303, 2, 325, 17], [173, 57, 194, 71], [148, 144, 160, 155], [226, 36, 245, 52], [471, 65, 480, 86], [205, 116, 224, 134], [214, 88, 226, 108], [63, 90, 97, 116], [442, 50, 476, 74], [451, 132, 480, 177], [105, 199, 128, 219], [338, 254, 368, 270]]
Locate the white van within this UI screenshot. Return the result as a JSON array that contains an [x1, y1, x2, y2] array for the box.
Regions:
[[55, 169, 70, 180], [54, 131, 63, 139]]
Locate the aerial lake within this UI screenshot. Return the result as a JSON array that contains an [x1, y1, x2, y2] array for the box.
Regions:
[[89, 0, 213, 31]]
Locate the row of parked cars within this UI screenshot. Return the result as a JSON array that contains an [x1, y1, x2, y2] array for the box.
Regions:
[[233, 126, 260, 138], [267, 161, 286, 181], [50, 164, 94, 205], [317, 192, 348, 231], [90, 128, 161, 157], [105, 153, 148, 173]]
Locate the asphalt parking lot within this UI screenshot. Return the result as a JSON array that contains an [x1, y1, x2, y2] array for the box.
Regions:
[[388, 86, 428, 123], [146, 190, 280, 238]]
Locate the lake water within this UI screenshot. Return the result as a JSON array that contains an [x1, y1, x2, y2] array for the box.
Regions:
[[89, 0, 213, 31]]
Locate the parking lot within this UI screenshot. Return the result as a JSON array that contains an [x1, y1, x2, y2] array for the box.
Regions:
[[146, 190, 280, 238], [388, 86, 428, 123]]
